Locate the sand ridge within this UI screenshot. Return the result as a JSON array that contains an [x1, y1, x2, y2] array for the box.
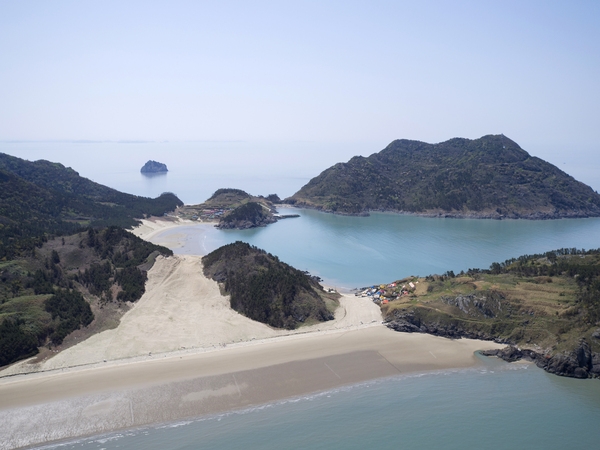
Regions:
[[0, 251, 382, 376]]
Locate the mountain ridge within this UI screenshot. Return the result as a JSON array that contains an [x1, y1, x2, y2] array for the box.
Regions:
[[286, 135, 600, 219], [0, 152, 183, 259]]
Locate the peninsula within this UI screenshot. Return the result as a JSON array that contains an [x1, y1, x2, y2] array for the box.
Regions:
[[286, 135, 600, 219], [177, 188, 296, 229], [202, 241, 337, 329], [371, 248, 600, 378]]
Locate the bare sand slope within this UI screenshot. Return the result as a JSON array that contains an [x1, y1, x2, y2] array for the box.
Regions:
[[30, 255, 281, 370], [0, 253, 382, 376]]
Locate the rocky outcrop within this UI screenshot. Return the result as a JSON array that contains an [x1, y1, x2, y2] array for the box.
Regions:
[[385, 310, 508, 343], [387, 309, 600, 379], [216, 216, 277, 230], [140, 160, 168, 173], [440, 291, 505, 318], [216, 202, 277, 230], [482, 339, 600, 379]]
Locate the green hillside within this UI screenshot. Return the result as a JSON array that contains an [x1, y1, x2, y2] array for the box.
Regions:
[[0, 153, 183, 259], [202, 242, 338, 329], [0, 153, 181, 368], [379, 248, 600, 378], [287, 135, 600, 218], [0, 227, 172, 367]]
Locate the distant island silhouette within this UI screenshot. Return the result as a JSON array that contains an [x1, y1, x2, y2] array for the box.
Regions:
[[141, 160, 168, 174]]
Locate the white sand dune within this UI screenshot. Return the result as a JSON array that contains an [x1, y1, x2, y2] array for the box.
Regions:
[[1, 250, 382, 375]]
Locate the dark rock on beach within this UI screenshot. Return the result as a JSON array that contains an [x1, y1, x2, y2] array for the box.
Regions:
[[385, 310, 508, 343], [386, 309, 600, 379], [481, 339, 600, 379]]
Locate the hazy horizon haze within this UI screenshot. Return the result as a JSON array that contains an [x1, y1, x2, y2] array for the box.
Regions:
[[1, 1, 599, 157]]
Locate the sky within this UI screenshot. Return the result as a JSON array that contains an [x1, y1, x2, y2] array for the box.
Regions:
[[1, 1, 599, 160]]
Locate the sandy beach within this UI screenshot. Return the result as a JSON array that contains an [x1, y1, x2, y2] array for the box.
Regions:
[[0, 218, 505, 449], [0, 327, 503, 449]]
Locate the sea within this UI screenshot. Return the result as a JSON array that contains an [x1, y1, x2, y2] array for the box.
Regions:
[[2, 141, 600, 449]]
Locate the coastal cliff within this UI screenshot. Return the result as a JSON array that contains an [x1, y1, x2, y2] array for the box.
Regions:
[[481, 341, 600, 379], [287, 135, 600, 219], [387, 311, 600, 378], [378, 248, 600, 378]]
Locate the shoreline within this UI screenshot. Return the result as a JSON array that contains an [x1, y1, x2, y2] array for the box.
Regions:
[[133, 217, 359, 293], [0, 216, 506, 449], [282, 203, 600, 220], [130, 216, 211, 243], [0, 327, 504, 450]]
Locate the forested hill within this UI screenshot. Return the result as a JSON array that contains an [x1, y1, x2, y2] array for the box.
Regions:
[[286, 135, 600, 219], [0, 153, 183, 259], [202, 242, 338, 329], [0, 227, 173, 367], [0, 153, 183, 222], [0, 153, 183, 368]]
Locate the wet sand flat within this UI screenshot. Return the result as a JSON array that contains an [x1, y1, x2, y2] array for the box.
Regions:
[[0, 326, 502, 449]]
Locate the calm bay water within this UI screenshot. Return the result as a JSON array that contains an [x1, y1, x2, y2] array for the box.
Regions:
[[4, 142, 600, 449], [166, 208, 600, 289]]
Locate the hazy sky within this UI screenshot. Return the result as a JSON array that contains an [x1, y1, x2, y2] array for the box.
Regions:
[[1, 1, 599, 154]]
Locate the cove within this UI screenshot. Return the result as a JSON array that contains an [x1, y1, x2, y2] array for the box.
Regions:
[[160, 208, 600, 289]]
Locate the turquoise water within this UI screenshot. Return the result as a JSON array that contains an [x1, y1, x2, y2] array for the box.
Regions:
[[38, 358, 600, 450], [165, 208, 600, 289], [4, 143, 600, 449]]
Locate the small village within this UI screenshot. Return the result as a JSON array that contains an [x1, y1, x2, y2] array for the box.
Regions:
[[189, 207, 228, 221], [356, 277, 421, 305]]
